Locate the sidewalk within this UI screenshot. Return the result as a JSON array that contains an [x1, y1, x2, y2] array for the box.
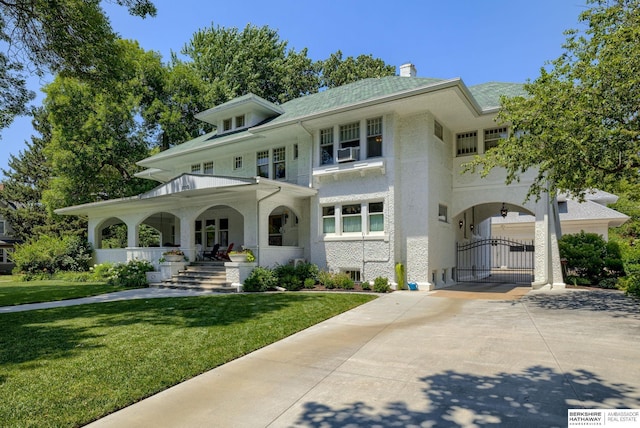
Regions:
[[0, 288, 211, 314], [83, 287, 640, 427]]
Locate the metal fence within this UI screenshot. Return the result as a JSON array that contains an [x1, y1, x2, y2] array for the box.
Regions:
[[456, 237, 534, 284]]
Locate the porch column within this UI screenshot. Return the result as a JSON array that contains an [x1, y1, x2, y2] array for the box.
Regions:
[[126, 221, 139, 248], [87, 218, 99, 249], [533, 193, 565, 289], [179, 211, 198, 261]]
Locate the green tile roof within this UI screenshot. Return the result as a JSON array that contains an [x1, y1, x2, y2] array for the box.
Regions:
[[268, 76, 444, 125], [468, 82, 527, 109], [141, 77, 525, 163]]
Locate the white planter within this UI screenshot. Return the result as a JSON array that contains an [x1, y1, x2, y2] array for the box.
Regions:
[[228, 253, 249, 262], [164, 254, 184, 262]]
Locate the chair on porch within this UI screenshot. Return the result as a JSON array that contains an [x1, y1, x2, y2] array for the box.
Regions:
[[217, 243, 234, 261], [203, 243, 220, 261], [195, 244, 203, 261]]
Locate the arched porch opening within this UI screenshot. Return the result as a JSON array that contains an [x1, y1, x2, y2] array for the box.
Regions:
[[96, 217, 127, 249], [140, 212, 179, 247], [194, 205, 244, 255], [267, 205, 300, 247]]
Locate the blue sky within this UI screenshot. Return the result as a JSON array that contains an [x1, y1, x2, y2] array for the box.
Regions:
[[0, 0, 590, 176]]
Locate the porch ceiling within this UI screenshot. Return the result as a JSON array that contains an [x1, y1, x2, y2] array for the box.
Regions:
[[55, 174, 316, 217]]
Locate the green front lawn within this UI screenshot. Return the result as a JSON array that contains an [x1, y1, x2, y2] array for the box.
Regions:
[[0, 279, 137, 307], [0, 292, 377, 427]]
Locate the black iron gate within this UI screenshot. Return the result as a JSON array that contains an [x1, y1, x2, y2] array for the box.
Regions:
[[456, 237, 534, 283]]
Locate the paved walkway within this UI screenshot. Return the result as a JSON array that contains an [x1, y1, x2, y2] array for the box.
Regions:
[[0, 288, 211, 314], [77, 286, 640, 428]]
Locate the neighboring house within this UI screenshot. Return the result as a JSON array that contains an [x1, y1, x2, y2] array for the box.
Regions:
[[57, 64, 566, 290], [0, 186, 20, 273], [492, 190, 629, 241]]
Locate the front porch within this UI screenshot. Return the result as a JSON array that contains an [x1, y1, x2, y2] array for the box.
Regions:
[[57, 175, 317, 281]]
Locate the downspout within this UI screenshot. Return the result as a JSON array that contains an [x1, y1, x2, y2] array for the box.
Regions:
[[256, 185, 282, 266]]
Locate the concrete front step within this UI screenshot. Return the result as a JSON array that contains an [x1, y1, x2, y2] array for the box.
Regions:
[[160, 261, 238, 292], [154, 283, 239, 293]]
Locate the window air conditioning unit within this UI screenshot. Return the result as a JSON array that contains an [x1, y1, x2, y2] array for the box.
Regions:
[[337, 147, 360, 163]]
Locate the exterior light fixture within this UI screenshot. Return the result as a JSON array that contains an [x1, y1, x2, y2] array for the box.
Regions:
[[458, 219, 464, 229], [470, 224, 474, 232], [500, 203, 508, 218]]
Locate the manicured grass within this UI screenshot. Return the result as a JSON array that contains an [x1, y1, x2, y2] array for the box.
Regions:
[[0, 279, 137, 307], [0, 292, 377, 427]]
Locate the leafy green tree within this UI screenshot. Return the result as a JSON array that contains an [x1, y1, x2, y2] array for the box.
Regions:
[[179, 23, 320, 106], [42, 40, 162, 210], [0, 107, 85, 239], [319, 50, 397, 88], [0, 0, 156, 133], [467, 0, 640, 200]]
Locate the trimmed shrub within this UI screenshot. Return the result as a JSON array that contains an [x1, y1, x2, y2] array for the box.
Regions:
[[273, 264, 302, 291], [107, 259, 154, 288], [373, 276, 391, 293], [303, 278, 316, 289], [559, 231, 624, 285], [12, 234, 93, 279], [333, 272, 354, 290], [294, 262, 319, 283], [91, 262, 114, 281], [243, 267, 278, 292], [317, 270, 336, 289], [597, 277, 619, 289]]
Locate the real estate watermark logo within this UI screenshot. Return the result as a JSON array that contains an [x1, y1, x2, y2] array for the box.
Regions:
[[568, 409, 639, 427]]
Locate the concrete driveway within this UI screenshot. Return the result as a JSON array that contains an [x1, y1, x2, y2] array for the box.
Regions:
[[85, 286, 640, 428]]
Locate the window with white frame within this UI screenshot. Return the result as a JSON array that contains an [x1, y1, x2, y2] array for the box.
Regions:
[[203, 161, 214, 174], [456, 131, 477, 156], [322, 206, 335, 233], [434, 120, 443, 140], [320, 128, 334, 165], [323, 202, 385, 235], [235, 114, 245, 128], [223, 118, 232, 132], [368, 202, 384, 232], [256, 151, 269, 178], [342, 204, 362, 233], [340, 122, 360, 149], [484, 127, 508, 151], [438, 204, 448, 222], [273, 147, 286, 179], [191, 163, 201, 173], [367, 117, 383, 158], [234, 156, 243, 170]]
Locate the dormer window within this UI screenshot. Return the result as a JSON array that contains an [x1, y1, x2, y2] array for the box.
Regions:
[[223, 118, 232, 132], [235, 115, 245, 128]]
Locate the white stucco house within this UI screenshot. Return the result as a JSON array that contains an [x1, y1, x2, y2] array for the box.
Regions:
[[56, 63, 567, 290]]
